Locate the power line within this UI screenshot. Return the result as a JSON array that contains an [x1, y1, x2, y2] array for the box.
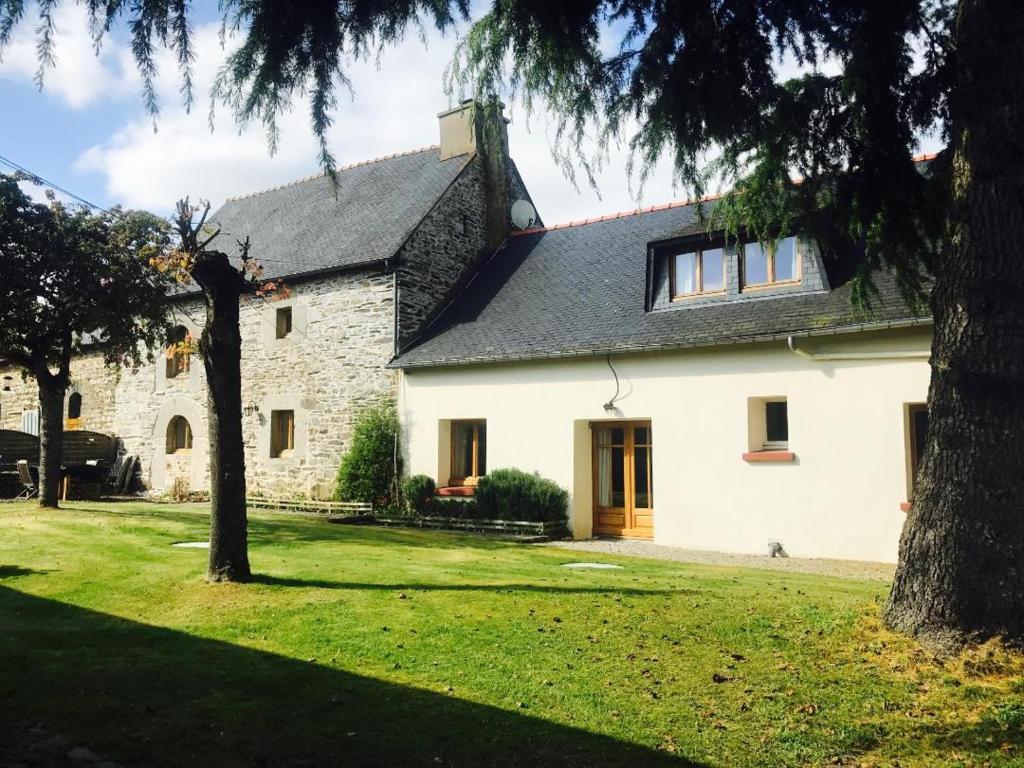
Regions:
[[0, 152, 109, 212]]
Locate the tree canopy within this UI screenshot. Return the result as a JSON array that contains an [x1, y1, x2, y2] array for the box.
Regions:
[[0, 173, 172, 374], [1, 0, 953, 304]]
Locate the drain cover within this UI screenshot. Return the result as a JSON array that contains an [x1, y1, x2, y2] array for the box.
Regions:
[[171, 541, 209, 549], [561, 562, 623, 570]]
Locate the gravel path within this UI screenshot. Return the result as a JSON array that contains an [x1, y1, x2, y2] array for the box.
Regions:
[[541, 539, 895, 581]]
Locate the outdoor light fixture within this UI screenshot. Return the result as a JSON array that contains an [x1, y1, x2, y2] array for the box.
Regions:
[[244, 401, 260, 417]]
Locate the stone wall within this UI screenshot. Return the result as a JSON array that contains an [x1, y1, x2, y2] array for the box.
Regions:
[[395, 156, 489, 349], [2, 269, 397, 500], [0, 354, 120, 435], [114, 270, 398, 499]]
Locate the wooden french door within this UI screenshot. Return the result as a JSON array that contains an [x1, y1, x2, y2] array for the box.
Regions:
[[592, 421, 654, 539]]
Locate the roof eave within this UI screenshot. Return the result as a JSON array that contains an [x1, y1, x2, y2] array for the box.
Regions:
[[389, 316, 933, 370]]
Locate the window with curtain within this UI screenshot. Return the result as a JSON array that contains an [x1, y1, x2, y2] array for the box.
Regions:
[[270, 410, 295, 458], [450, 420, 486, 485], [672, 247, 725, 298]]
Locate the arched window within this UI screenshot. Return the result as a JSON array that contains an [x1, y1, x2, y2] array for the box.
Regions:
[[166, 325, 191, 379], [166, 415, 193, 454], [67, 392, 82, 419]]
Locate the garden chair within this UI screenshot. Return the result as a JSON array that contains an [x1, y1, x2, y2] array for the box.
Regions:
[[16, 460, 37, 500]]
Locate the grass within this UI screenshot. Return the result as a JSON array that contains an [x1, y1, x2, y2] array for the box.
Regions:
[[0, 501, 1022, 767]]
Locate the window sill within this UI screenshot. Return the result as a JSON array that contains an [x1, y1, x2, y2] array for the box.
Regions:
[[740, 280, 800, 293], [742, 450, 795, 463], [436, 485, 476, 497], [670, 290, 726, 303]]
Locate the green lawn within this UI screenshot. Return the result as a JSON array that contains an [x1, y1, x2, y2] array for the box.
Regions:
[[1, 502, 1021, 767]]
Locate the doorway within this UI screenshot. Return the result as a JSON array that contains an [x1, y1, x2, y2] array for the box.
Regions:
[[592, 421, 653, 539]]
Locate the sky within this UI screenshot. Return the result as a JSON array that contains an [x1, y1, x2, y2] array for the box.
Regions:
[[0, 4, 942, 226]]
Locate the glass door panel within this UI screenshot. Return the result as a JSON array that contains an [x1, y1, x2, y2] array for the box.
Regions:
[[593, 421, 653, 538]]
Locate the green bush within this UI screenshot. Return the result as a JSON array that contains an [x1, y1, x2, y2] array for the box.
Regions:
[[422, 497, 480, 519], [475, 468, 568, 523], [402, 474, 435, 516], [334, 401, 401, 507]]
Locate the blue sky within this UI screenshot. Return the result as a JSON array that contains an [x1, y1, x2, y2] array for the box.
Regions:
[[0, 3, 941, 224]]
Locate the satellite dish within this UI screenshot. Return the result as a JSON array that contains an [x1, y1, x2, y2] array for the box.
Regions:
[[510, 199, 538, 230]]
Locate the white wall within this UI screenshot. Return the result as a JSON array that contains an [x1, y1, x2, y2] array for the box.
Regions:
[[399, 328, 932, 563]]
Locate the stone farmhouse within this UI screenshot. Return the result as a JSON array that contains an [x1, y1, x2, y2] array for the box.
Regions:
[[0, 100, 538, 500], [1, 98, 936, 563]]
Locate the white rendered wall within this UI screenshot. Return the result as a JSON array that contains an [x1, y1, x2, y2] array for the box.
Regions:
[[399, 328, 932, 563]]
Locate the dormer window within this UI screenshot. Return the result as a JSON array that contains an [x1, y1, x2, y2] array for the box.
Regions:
[[671, 247, 725, 299], [742, 236, 799, 289]]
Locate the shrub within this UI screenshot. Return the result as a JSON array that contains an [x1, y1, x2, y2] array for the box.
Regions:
[[334, 401, 401, 507], [402, 474, 435, 516], [423, 497, 480, 519], [475, 468, 568, 523]]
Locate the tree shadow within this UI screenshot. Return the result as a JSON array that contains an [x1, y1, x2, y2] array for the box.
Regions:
[[0, 565, 48, 579], [250, 573, 686, 597], [0, 586, 700, 767]]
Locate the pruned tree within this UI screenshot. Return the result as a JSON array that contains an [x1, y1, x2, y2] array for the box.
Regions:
[[4, 0, 1023, 648], [0, 172, 172, 507], [153, 199, 281, 583]]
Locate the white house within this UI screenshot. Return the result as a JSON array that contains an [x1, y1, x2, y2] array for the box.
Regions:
[[393, 200, 932, 563]]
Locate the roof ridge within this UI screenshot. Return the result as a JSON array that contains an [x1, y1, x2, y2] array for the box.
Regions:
[[222, 145, 442, 203], [510, 192, 722, 236], [512, 152, 941, 237]]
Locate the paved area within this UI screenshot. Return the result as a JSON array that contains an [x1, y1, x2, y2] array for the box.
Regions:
[[542, 538, 895, 581]]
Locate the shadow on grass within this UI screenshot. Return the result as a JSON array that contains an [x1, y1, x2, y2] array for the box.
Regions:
[[0, 565, 48, 579], [0, 586, 698, 767], [250, 573, 684, 596]]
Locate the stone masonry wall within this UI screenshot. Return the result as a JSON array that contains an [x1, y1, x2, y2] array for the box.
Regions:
[[2, 269, 397, 500], [0, 354, 119, 435], [395, 155, 489, 350]]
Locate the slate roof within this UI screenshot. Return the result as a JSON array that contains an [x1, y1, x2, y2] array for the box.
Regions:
[[393, 200, 930, 368], [210, 146, 472, 279]]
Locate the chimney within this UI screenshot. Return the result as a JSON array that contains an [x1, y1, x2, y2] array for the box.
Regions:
[[437, 98, 513, 249]]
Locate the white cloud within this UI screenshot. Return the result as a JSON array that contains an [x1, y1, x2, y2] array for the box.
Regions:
[[70, 17, 682, 222], [0, 4, 136, 108], [8, 8, 943, 225]]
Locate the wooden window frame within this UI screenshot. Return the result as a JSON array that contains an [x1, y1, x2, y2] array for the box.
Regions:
[[741, 236, 801, 291], [449, 419, 486, 486], [275, 306, 293, 339], [670, 248, 726, 300], [166, 415, 193, 454], [270, 410, 296, 458]]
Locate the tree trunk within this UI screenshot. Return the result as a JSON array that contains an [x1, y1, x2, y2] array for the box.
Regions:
[[194, 252, 251, 583], [885, 0, 1024, 649], [36, 377, 64, 509]]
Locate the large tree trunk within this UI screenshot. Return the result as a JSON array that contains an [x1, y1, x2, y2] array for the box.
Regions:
[[194, 252, 251, 583], [885, 0, 1024, 649], [35, 377, 64, 509]]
